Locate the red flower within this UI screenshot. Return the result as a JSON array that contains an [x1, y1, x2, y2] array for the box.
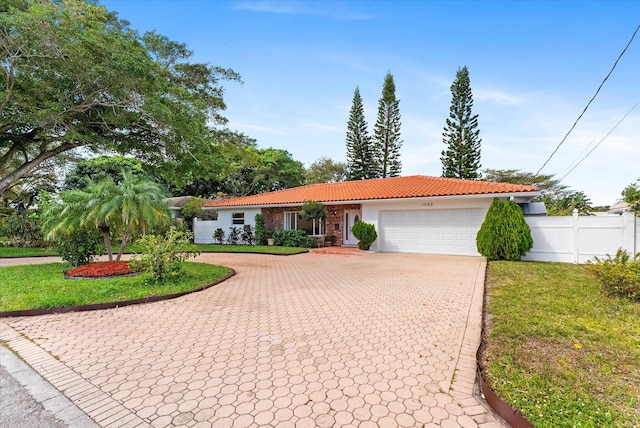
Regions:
[[66, 261, 136, 278]]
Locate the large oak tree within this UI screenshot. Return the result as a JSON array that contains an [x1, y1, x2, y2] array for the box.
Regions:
[[0, 0, 240, 195]]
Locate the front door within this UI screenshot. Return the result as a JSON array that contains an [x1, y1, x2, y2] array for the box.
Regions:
[[343, 210, 360, 246]]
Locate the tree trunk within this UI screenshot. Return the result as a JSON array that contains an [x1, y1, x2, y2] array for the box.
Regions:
[[116, 226, 132, 262], [103, 231, 113, 262]]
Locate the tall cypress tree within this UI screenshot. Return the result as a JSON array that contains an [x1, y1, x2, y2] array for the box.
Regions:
[[346, 87, 375, 180], [441, 66, 482, 179], [373, 72, 402, 178]]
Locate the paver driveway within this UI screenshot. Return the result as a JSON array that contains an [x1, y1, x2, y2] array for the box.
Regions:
[[1, 251, 502, 428]]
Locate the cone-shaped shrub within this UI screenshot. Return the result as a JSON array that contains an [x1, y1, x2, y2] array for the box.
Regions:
[[476, 198, 533, 261], [352, 220, 377, 250]]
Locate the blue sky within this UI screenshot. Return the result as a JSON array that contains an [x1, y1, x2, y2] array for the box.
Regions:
[[100, 1, 639, 205]]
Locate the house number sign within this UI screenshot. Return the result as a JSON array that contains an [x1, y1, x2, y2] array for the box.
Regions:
[[421, 202, 434, 208]]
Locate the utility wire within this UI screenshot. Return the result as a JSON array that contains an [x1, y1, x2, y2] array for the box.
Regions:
[[536, 23, 640, 175], [558, 99, 640, 182], [561, 137, 596, 175]]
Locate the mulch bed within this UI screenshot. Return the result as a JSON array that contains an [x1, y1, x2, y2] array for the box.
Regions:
[[65, 261, 139, 279]]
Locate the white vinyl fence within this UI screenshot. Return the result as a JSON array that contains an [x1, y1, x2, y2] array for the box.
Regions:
[[523, 211, 639, 263]]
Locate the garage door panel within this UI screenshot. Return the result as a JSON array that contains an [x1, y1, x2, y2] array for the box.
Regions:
[[380, 209, 484, 256]]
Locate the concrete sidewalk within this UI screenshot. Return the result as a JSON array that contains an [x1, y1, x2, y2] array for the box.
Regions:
[[1, 252, 502, 427]]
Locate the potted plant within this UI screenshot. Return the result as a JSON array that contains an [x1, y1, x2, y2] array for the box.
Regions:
[[265, 229, 275, 246], [324, 234, 335, 247]]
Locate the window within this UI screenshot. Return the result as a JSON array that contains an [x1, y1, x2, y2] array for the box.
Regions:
[[232, 212, 244, 225], [284, 212, 297, 230], [284, 211, 325, 236]]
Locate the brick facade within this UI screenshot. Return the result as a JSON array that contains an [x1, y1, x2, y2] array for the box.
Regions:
[[261, 204, 362, 247]]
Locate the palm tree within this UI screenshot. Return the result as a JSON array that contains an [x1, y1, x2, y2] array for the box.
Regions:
[[44, 171, 170, 262]]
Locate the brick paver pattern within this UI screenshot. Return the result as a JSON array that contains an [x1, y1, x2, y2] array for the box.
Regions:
[[1, 252, 502, 428]]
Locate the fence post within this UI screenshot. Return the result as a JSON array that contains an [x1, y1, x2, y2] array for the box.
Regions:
[[572, 209, 579, 263], [622, 211, 636, 255]]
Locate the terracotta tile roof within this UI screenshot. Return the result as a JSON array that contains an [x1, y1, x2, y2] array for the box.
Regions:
[[204, 175, 539, 208]]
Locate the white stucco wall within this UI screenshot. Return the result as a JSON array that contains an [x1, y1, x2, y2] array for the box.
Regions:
[[194, 208, 261, 244]]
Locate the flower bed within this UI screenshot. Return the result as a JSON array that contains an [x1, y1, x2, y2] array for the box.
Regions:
[[65, 261, 138, 279]]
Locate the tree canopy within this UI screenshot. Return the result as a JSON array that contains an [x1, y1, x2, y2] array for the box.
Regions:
[[482, 168, 595, 216], [482, 169, 566, 195], [0, 0, 240, 195], [621, 178, 640, 214], [63, 156, 146, 191], [170, 140, 305, 197], [305, 157, 347, 184], [543, 190, 593, 216], [441, 66, 482, 179]]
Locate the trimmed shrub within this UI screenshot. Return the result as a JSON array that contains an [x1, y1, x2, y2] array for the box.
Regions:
[[227, 226, 241, 245], [54, 229, 103, 267], [241, 224, 255, 245], [130, 227, 199, 284], [351, 220, 377, 250], [273, 229, 314, 248], [254, 213, 266, 245], [476, 199, 533, 261], [587, 249, 640, 301], [213, 228, 225, 244]]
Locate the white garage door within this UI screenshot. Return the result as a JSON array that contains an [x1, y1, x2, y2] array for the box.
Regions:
[[379, 209, 485, 256]]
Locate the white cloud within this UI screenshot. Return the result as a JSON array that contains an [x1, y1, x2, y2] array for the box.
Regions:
[[232, 122, 288, 136], [474, 89, 524, 105], [233, 1, 375, 20], [303, 123, 344, 133]]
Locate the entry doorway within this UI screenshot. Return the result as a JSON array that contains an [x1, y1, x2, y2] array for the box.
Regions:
[[343, 210, 360, 246]]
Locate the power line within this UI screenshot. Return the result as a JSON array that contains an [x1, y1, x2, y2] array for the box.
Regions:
[[535, 23, 640, 175], [558, 99, 640, 182], [561, 137, 595, 175]]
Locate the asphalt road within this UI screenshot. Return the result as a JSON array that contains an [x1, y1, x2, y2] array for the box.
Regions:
[[0, 364, 67, 428], [0, 345, 97, 428]]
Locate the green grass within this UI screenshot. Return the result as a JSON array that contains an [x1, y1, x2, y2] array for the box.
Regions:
[[0, 244, 308, 258], [484, 261, 640, 427], [0, 247, 56, 257], [0, 262, 232, 312]]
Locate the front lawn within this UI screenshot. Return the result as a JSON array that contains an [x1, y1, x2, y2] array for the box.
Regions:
[[484, 261, 640, 427], [0, 247, 56, 257], [0, 262, 232, 312]]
